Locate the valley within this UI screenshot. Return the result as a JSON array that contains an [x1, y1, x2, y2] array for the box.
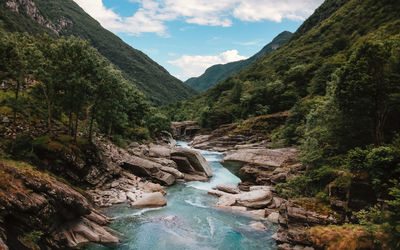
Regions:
[[1, 0, 400, 249]]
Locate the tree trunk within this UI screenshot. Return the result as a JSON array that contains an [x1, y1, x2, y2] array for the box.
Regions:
[[74, 113, 79, 143], [13, 80, 20, 125], [40, 83, 52, 137], [68, 111, 73, 136], [89, 115, 94, 141], [108, 121, 112, 138], [89, 106, 96, 141], [375, 105, 389, 146]]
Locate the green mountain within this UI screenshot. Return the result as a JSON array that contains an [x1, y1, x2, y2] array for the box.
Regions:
[[0, 0, 197, 105], [185, 31, 292, 92], [165, 0, 400, 128]]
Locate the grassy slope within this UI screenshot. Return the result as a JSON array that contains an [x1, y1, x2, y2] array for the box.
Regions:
[[0, 0, 197, 105], [185, 31, 292, 92], [171, 0, 400, 124]]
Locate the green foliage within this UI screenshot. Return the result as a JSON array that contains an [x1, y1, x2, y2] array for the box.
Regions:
[[0, 30, 154, 141], [19, 230, 43, 249], [165, 0, 400, 135], [0, 0, 197, 105], [276, 165, 338, 198], [386, 180, 400, 248], [346, 145, 400, 194], [145, 109, 171, 137], [335, 39, 400, 147]]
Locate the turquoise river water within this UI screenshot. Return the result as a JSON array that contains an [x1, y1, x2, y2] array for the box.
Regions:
[[86, 141, 277, 250]]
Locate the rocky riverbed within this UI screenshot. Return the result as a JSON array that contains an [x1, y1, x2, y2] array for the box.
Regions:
[[188, 131, 340, 250], [0, 123, 340, 250]]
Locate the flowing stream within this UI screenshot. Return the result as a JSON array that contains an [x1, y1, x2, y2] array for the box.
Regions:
[[86, 141, 277, 250]]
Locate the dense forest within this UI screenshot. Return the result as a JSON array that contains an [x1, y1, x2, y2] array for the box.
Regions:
[[0, 0, 197, 105], [0, 28, 171, 153], [163, 0, 400, 247]]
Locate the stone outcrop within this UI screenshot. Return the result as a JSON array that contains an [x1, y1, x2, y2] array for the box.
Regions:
[[221, 148, 302, 187], [171, 121, 200, 140], [213, 184, 240, 194], [171, 148, 213, 177], [189, 112, 288, 151], [123, 156, 176, 186], [223, 148, 298, 168], [0, 162, 118, 249], [209, 186, 273, 210], [131, 192, 167, 208], [5, 0, 72, 35]]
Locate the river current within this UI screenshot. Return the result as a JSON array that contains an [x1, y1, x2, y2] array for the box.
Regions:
[[86, 141, 277, 250]]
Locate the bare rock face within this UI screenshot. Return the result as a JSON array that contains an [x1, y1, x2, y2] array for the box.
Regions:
[[171, 148, 213, 177], [149, 144, 172, 158], [236, 189, 273, 209], [210, 187, 273, 210], [131, 192, 167, 208], [213, 184, 240, 194], [58, 213, 119, 247], [5, 0, 72, 35], [0, 162, 118, 249], [223, 148, 298, 168], [171, 121, 200, 140], [123, 156, 176, 186]]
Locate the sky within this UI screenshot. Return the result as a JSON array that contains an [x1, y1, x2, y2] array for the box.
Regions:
[[73, 0, 324, 81]]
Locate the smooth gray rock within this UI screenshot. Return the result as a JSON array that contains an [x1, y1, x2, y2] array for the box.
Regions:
[[131, 192, 167, 208]]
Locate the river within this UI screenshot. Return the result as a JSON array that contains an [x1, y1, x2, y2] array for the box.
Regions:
[[86, 141, 277, 250]]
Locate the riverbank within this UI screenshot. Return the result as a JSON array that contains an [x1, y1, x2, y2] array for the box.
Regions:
[[188, 131, 339, 250], [86, 141, 277, 250]]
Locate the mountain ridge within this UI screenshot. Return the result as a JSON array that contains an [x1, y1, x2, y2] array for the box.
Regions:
[[185, 31, 292, 92], [0, 0, 197, 105]]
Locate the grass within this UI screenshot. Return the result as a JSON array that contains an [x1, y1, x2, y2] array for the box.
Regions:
[[293, 198, 335, 216], [309, 224, 389, 250]]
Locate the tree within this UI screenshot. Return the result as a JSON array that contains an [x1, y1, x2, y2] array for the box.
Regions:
[[0, 32, 37, 124], [335, 39, 400, 146]]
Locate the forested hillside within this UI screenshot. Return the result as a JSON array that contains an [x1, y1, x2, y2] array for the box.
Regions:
[[0, 0, 197, 105], [186, 31, 292, 92], [164, 0, 400, 247]]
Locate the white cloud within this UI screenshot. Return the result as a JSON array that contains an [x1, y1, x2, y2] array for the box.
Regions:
[[73, 0, 324, 35], [168, 50, 247, 80], [73, 0, 170, 35]]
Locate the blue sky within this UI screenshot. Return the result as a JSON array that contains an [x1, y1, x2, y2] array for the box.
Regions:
[[73, 0, 324, 81]]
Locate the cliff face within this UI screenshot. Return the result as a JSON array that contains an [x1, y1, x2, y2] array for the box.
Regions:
[[5, 0, 72, 35], [0, 160, 118, 249]]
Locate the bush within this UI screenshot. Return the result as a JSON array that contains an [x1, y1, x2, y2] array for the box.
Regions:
[[346, 145, 400, 193], [276, 165, 338, 199], [126, 126, 150, 141], [18, 230, 43, 249]]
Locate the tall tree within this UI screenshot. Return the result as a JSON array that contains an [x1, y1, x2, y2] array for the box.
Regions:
[[335, 39, 400, 147]]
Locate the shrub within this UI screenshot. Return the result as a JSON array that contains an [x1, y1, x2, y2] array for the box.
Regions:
[[18, 231, 43, 249]]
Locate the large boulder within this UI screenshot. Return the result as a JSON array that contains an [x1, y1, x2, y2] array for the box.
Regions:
[[123, 156, 175, 185], [171, 148, 212, 177], [213, 184, 240, 194], [160, 166, 184, 179], [223, 148, 298, 168], [149, 144, 172, 158], [171, 121, 200, 139], [171, 155, 197, 173], [236, 189, 273, 209], [131, 192, 167, 208]]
